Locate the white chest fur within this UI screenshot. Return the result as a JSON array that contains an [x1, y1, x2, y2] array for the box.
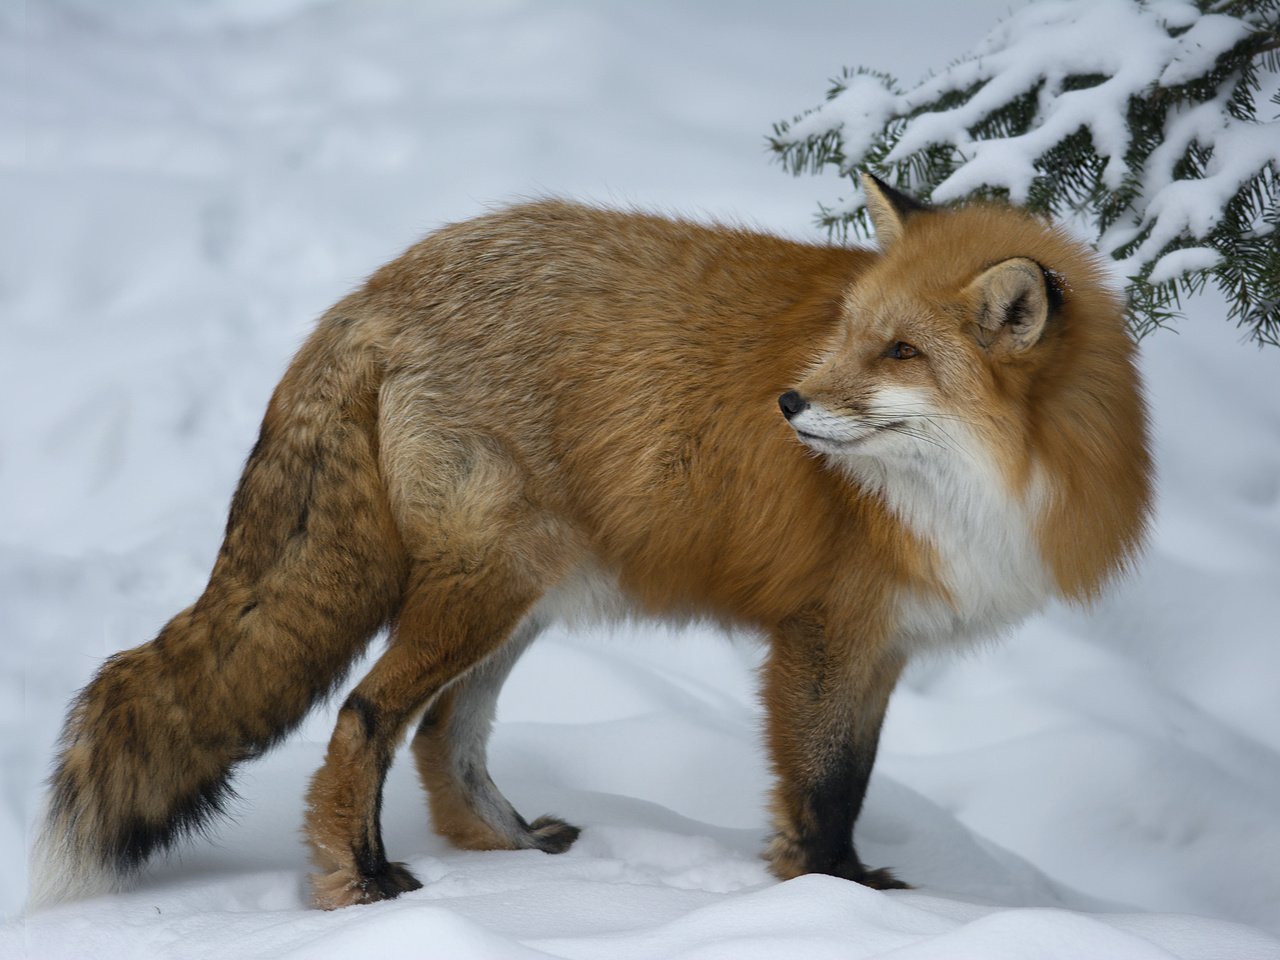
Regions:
[[844, 433, 1054, 653]]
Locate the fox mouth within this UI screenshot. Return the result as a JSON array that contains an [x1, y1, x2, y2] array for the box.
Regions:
[[794, 421, 904, 449], [795, 430, 852, 447]]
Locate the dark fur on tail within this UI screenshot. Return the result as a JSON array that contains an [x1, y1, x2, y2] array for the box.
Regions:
[[31, 313, 408, 907]]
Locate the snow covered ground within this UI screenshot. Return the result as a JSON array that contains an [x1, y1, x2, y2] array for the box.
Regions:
[[3, 1, 1279, 957]]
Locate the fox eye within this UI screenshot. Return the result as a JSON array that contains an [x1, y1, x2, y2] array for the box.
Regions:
[[888, 341, 919, 360]]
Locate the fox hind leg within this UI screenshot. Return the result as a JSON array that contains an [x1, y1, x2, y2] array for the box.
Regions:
[[303, 557, 552, 908], [300, 409, 599, 907], [412, 613, 581, 855], [302, 421, 583, 907]]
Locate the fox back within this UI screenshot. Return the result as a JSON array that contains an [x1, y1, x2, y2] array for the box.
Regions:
[[369, 193, 1147, 636]]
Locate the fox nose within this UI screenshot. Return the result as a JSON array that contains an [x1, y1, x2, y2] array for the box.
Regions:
[[778, 390, 808, 420]]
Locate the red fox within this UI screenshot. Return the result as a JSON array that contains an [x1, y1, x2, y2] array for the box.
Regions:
[[32, 174, 1151, 909]]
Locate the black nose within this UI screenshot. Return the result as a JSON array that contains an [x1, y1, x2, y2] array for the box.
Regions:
[[778, 390, 808, 420]]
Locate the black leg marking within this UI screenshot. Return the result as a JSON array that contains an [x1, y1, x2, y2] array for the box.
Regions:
[[350, 755, 422, 903], [794, 740, 909, 890], [801, 750, 858, 875], [343, 693, 379, 741]]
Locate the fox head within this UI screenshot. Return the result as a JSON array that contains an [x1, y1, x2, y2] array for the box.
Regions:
[[780, 173, 1151, 603], [782, 174, 1076, 466]]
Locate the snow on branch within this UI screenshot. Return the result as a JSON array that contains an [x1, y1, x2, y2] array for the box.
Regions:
[[771, 0, 1280, 345]]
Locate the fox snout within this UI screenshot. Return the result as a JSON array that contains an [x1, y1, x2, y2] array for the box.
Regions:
[[778, 390, 808, 420]]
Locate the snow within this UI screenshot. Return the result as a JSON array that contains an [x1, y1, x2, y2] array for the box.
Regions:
[[1157, 15, 1253, 88], [782, 71, 901, 171], [4, 1, 1280, 958], [1147, 246, 1222, 284], [882, 0, 1191, 194]]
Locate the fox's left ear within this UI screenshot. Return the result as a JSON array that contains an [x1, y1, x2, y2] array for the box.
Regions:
[[860, 172, 931, 250], [967, 257, 1054, 353]]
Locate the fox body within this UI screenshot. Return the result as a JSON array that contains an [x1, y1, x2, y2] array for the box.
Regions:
[[33, 176, 1150, 909]]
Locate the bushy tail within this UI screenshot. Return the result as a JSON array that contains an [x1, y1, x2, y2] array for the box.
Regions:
[[30, 314, 408, 908]]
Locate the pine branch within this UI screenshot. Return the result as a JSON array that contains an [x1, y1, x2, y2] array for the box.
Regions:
[[771, 0, 1280, 346]]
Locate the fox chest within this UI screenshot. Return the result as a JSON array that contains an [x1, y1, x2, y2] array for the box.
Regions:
[[870, 460, 1054, 652]]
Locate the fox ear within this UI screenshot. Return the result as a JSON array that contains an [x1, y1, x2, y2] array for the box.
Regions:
[[860, 172, 930, 249], [968, 257, 1052, 353]]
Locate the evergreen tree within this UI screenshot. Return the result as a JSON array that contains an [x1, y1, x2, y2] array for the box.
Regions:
[[771, 0, 1279, 345]]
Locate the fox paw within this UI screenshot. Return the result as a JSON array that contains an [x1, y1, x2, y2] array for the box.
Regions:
[[840, 863, 911, 891], [765, 834, 911, 891], [527, 815, 581, 854], [310, 860, 423, 909]]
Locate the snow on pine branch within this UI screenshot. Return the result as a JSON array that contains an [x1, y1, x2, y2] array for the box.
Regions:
[[771, 0, 1280, 345]]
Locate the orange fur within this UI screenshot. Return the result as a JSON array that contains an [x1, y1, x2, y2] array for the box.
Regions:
[[34, 181, 1151, 910]]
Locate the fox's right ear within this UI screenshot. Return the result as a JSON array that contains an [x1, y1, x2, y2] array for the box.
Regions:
[[967, 257, 1052, 354], [860, 172, 930, 250]]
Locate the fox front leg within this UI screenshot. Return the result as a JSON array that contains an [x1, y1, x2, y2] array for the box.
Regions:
[[762, 612, 908, 890]]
